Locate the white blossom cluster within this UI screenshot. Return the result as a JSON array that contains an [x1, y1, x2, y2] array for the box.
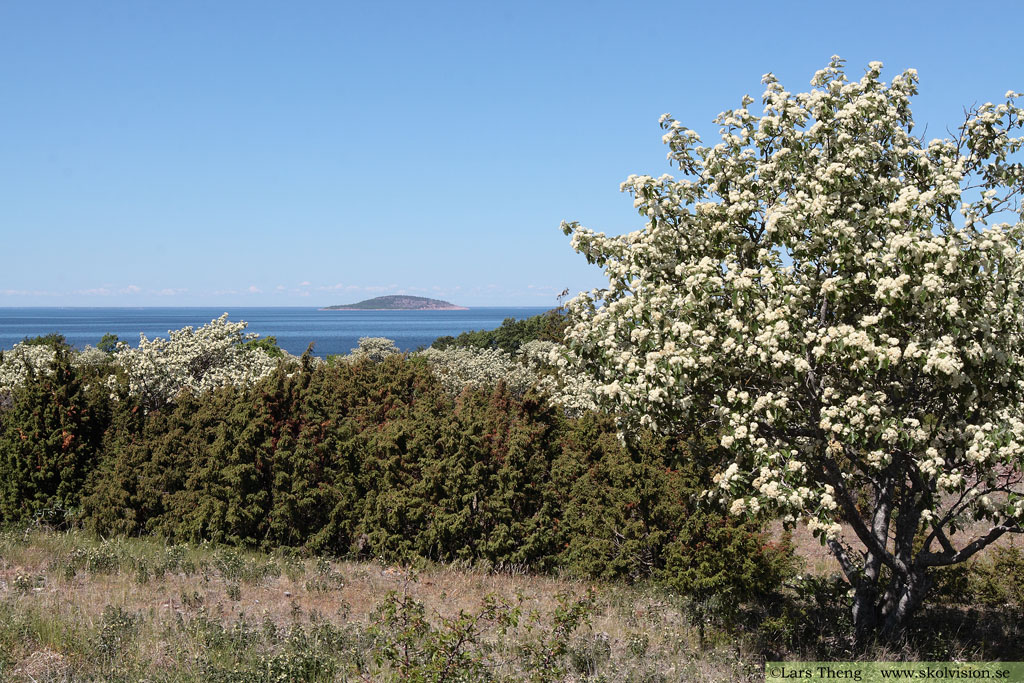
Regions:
[[558, 58, 1024, 561], [529, 340, 600, 415], [417, 344, 543, 397], [0, 343, 114, 396], [344, 337, 401, 363], [0, 343, 60, 394], [111, 314, 280, 410], [75, 345, 111, 368]]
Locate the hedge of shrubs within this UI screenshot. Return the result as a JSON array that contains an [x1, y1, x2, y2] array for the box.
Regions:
[[0, 337, 794, 606]]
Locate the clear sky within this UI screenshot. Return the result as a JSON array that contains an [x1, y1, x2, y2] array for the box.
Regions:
[[2, 0, 1022, 307]]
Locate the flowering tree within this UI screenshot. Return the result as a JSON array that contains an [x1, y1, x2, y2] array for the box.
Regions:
[[558, 57, 1024, 640], [112, 314, 279, 410]]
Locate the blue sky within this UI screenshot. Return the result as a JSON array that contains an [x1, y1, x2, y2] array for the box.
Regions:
[[2, 0, 1022, 307]]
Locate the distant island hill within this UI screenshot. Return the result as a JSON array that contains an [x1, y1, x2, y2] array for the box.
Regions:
[[320, 295, 469, 311]]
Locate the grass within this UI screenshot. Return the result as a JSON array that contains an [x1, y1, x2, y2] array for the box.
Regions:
[[1, 526, 1021, 681], [0, 528, 763, 681]]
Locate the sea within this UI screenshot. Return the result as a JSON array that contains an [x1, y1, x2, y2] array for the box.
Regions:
[[0, 307, 552, 357]]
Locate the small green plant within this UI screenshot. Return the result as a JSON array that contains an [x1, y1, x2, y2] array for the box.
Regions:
[[368, 586, 522, 680], [628, 632, 650, 658], [12, 573, 44, 593], [163, 544, 188, 570], [66, 541, 123, 575], [97, 605, 139, 661], [157, 543, 198, 576], [305, 558, 345, 594], [282, 555, 307, 584], [517, 589, 599, 680], [967, 547, 1024, 608], [134, 560, 150, 585], [213, 547, 246, 581], [181, 590, 204, 609], [569, 631, 611, 676]]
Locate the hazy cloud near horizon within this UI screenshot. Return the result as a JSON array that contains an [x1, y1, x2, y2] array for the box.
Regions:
[[0, 282, 569, 307]]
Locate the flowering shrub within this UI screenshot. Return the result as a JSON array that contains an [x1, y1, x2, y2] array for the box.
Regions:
[[111, 314, 279, 410], [75, 345, 112, 368], [528, 340, 599, 416], [345, 336, 400, 363], [418, 345, 541, 396], [0, 343, 58, 395], [559, 57, 1024, 640], [421, 315, 586, 403], [1, 344, 118, 402]]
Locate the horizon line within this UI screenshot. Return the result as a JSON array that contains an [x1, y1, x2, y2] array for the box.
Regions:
[[0, 304, 557, 309]]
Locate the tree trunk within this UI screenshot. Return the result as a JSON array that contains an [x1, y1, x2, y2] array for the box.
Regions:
[[846, 556, 932, 645], [880, 569, 930, 640], [851, 582, 879, 645]]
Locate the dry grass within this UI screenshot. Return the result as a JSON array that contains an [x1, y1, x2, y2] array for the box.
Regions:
[[0, 528, 765, 681], [2, 526, 1020, 681]]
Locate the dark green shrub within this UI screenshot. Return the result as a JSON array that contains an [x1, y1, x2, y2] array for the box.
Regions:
[[552, 416, 794, 603], [0, 349, 109, 524], [81, 394, 190, 537], [19, 332, 69, 349], [359, 382, 563, 567], [970, 546, 1024, 607], [932, 546, 1024, 608], [751, 572, 851, 658], [72, 348, 794, 612], [242, 335, 285, 358], [431, 309, 567, 352], [97, 333, 120, 354], [661, 512, 796, 610], [554, 416, 684, 580]]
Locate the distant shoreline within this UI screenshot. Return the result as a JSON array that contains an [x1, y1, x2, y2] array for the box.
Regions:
[[318, 307, 470, 311], [0, 306, 548, 356]]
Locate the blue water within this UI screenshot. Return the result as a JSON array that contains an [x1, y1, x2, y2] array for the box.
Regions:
[[0, 307, 552, 357]]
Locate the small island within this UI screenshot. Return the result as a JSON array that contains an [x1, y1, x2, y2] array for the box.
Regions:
[[321, 295, 469, 311]]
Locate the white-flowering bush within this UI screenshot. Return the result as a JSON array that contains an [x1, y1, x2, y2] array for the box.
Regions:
[[0, 343, 58, 395], [345, 337, 401, 363], [419, 345, 543, 397], [559, 57, 1024, 640], [74, 345, 111, 369], [112, 314, 279, 410], [0, 344, 115, 402]]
